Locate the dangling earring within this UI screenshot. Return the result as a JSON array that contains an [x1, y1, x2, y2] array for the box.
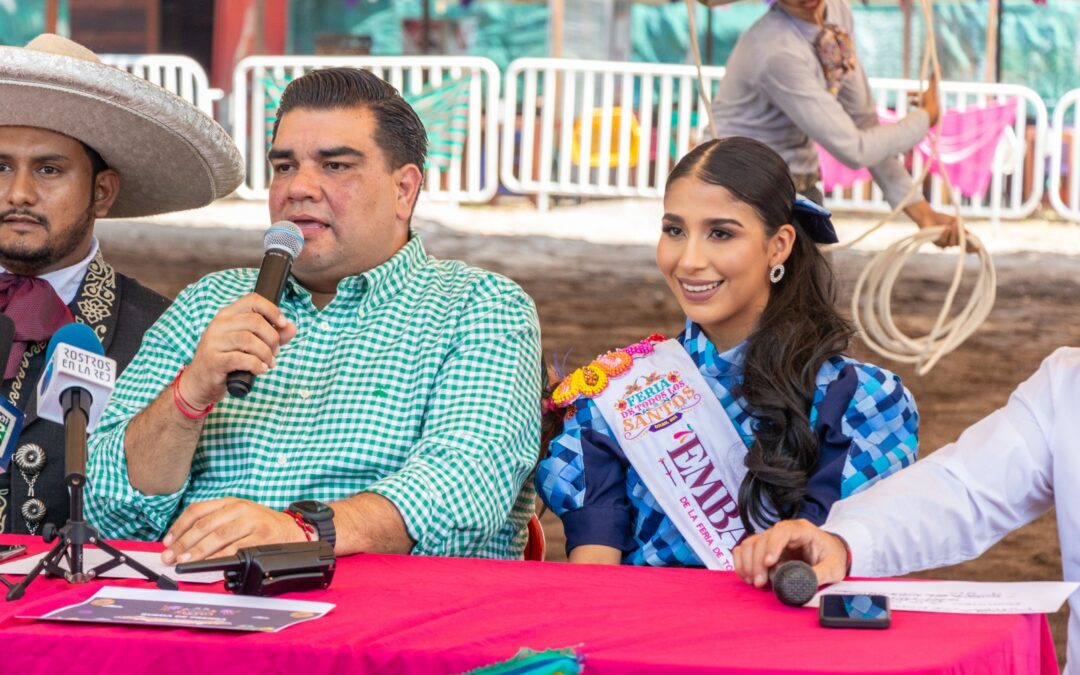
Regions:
[[769, 263, 785, 284]]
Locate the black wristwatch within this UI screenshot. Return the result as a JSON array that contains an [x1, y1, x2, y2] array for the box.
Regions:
[[289, 500, 336, 549]]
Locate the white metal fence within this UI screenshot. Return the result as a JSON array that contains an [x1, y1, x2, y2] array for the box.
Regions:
[[106, 53, 1074, 220], [827, 78, 1047, 220], [100, 54, 219, 117], [1048, 88, 1080, 221], [501, 58, 1047, 218], [231, 56, 501, 202], [500, 58, 725, 207]]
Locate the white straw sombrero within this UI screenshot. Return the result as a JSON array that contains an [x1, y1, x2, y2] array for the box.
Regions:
[[0, 34, 244, 218]]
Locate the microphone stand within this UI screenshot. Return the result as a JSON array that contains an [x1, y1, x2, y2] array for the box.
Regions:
[[1, 388, 178, 600]]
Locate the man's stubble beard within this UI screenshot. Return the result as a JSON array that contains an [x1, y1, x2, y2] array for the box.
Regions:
[[0, 198, 95, 275]]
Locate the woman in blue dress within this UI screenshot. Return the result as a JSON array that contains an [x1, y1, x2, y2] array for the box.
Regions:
[[537, 136, 919, 566]]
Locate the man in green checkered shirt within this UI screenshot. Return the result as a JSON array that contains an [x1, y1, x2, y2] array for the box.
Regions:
[[85, 68, 542, 562]]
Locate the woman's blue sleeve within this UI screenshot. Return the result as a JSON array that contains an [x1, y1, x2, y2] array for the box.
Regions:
[[535, 399, 634, 554], [798, 360, 920, 525]]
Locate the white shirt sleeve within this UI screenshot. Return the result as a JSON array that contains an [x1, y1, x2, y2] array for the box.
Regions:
[[823, 350, 1063, 578]]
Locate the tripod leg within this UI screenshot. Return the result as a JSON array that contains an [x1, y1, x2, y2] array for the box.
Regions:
[[91, 539, 178, 591], [6, 540, 67, 601]]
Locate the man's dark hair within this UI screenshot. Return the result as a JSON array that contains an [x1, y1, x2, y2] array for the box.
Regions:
[[81, 141, 108, 181], [271, 67, 427, 173], [666, 137, 855, 534]]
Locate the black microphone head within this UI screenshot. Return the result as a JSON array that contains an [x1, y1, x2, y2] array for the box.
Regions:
[[771, 560, 819, 607], [264, 221, 304, 260], [0, 313, 13, 373], [174, 551, 245, 575]]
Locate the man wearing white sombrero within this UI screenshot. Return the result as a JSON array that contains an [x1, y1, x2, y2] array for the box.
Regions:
[[0, 34, 243, 535]]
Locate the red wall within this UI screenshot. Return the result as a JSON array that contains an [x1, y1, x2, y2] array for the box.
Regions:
[[211, 0, 288, 92]]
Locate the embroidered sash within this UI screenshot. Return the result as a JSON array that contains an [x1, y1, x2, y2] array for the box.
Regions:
[[591, 340, 748, 570]]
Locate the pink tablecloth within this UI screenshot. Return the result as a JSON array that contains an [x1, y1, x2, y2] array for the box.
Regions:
[[0, 535, 1058, 675]]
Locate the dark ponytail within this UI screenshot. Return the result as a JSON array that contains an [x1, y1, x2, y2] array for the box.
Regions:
[[666, 137, 855, 532]]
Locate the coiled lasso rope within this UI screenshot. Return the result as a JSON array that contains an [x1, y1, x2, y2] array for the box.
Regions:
[[684, 0, 996, 375]]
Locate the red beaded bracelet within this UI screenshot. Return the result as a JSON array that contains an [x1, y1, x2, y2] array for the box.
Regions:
[[171, 366, 215, 420], [283, 509, 315, 541]]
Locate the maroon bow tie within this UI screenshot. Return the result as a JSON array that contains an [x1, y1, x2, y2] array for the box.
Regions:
[[0, 273, 74, 380]]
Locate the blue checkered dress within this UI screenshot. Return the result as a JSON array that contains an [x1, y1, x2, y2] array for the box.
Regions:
[[536, 320, 919, 566]]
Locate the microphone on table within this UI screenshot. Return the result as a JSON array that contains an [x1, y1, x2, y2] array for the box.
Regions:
[[175, 541, 335, 596], [769, 559, 819, 607], [226, 221, 304, 398], [0, 314, 25, 473], [5, 323, 175, 599], [36, 323, 117, 484]]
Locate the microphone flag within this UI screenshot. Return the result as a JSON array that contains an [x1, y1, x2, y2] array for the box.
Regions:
[[36, 323, 116, 433]]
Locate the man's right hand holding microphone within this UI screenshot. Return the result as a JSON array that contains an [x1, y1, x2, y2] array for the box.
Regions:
[[175, 294, 297, 414], [732, 519, 851, 592]]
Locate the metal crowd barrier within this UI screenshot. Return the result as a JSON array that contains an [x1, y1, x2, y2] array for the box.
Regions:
[[829, 78, 1047, 220], [501, 58, 1048, 219], [1048, 88, 1080, 221], [231, 55, 501, 203], [100, 54, 220, 117], [106, 53, 1067, 220], [500, 58, 725, 209]]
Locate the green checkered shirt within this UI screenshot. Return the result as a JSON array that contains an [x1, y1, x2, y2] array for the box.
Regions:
[[86, 236, 542, 559]]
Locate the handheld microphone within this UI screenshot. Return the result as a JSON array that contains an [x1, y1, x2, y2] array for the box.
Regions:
[[769, 559, 819, 607], [226, 222, 304, 398], [0, 314, 24, 473], [36, 323, 115, 497]]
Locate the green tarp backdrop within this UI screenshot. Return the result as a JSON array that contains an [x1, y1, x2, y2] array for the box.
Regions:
[[3, 1, 1077, 111], [286, 0, 1080, 112]]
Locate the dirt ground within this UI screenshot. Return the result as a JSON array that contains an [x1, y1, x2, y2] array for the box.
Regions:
[[98, 216, 1080, 668]]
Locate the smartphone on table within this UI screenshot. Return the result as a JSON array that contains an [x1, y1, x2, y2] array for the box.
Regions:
[[819, 594, 891, 629], [0, 543, 28, 562]]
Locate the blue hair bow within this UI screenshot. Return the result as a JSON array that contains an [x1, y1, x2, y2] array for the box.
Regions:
[[792, 196, 839, 245]]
